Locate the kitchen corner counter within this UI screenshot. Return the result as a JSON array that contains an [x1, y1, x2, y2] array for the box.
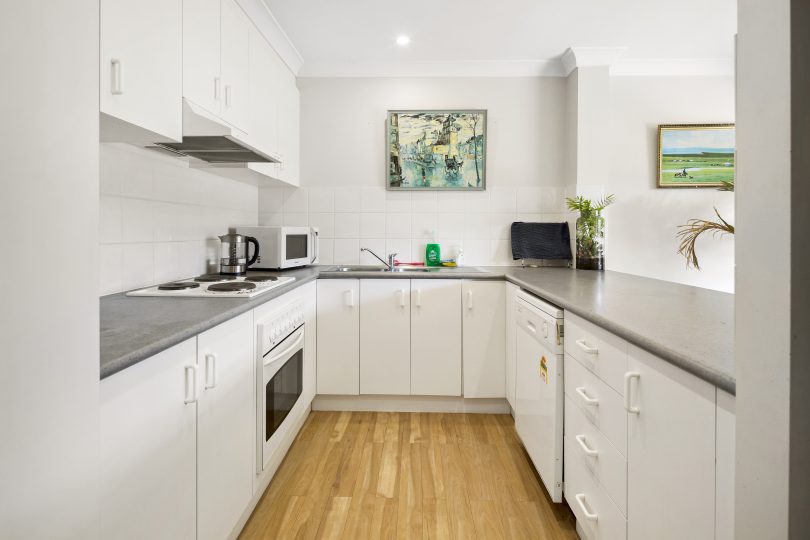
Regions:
[[100, 267, 320, 380], [499, 267, 735, 394], [100, 265, 735, 394]]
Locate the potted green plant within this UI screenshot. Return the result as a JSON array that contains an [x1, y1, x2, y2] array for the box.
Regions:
[[566, 194, 615, 270]]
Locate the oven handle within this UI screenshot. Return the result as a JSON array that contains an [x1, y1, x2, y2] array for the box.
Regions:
[[263, 327, 304, 367]]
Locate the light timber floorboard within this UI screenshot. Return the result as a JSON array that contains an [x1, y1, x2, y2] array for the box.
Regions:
[[239, 412, 577, 540]]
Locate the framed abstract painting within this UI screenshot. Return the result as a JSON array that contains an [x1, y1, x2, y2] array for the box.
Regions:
[[387, 110, 487, 190], [657, 124, 735, 188]]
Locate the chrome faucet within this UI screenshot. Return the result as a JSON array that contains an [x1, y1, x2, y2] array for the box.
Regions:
[[361, 247, 397, 270]]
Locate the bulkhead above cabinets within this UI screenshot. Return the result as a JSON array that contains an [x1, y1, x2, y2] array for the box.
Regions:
[[99, 0, 300, 187]]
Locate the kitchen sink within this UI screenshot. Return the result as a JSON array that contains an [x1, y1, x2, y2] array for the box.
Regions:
[[327, 265, 485, 273]]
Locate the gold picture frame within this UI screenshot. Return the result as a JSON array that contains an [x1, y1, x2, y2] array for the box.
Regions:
[[657, 124, 735, 188]]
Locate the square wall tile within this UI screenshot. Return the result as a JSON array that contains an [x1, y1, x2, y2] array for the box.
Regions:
[[309, 213, 335, 238], [386, 239, 412, 263], [334, 213, 360, 238], [360, 187, 386, 213], [121, 198, 154, 243], [386, 191, 411, 213], [490, 187, 517, 213], [258, 212, 282, 226], [308, 187, 334, 213], [122, 243, 154, 291], [283, 187, 308, 214], [154, 242, 182, 283], [333, 239, 360, 265], [491, 213, 517, 240], [411, 192, 437, 213], [317, 239, 334, 265], [334, 187, 361, 212], [436, 191, 465, 213], [437, 213, 464, 239], [541, 186, 566, 213], [283, 213, 309, 227], [516, 187, 542, 213], [99, 244, 123, 295], [464, 191, 490, 213], [259, 187, 284, 213], [386, 213, 411, 239], [360, 213, 386, 239], [464, 213, 490, 241], [100, 196, 123, 244], [411, 213, 437, 239]]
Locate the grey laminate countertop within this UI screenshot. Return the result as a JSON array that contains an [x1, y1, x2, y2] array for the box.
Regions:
[[101, 265, 735, 393]]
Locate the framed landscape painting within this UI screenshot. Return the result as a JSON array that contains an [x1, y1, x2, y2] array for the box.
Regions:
[[387, 110, 486, 190], [657, 124, 735, 188]]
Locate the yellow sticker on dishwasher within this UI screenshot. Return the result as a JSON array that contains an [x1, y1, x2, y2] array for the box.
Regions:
[[540, 356, 548, 384]]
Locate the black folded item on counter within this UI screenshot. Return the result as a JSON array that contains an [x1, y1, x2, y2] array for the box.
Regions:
[[510, 222, 572, 261]]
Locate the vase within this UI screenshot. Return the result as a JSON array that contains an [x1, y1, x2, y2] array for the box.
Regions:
[[575, 212, 605, 270]]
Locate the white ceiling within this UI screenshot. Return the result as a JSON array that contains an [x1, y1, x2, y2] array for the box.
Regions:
[[264, 0, 737, 77]]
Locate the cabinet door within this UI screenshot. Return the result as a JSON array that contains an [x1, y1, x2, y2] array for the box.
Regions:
[[246, 26, 280, 157], [716, 390, 736, 540], [505, 282, 520, 408], [197, 312, 254, 540], [411, 279, 462, 396], [274, 65, 300, 185], [462, 280, 506, 398], [220, 0, 251, 132], [626, 345, 716, 540], [317, 279, 360, 394], [183, 0, 221, 116], [100, 0, 182, 142], [360, 279, 411, 395], [100, 339, 197, 540]]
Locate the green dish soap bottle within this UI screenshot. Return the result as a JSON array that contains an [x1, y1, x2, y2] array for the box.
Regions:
[[425, 231, 441, 267]]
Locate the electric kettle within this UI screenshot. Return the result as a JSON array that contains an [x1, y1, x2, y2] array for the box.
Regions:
[[218, 233, 259, 275]]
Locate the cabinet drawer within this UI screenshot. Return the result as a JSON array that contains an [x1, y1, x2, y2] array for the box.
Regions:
[[564, 436, 627, 540], [565, 354, 627, 456], [565, 394, 627, 516], [564, 312, 628, 394]]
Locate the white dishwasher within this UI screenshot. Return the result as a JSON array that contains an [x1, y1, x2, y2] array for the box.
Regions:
[[514, 289, 564, 502]]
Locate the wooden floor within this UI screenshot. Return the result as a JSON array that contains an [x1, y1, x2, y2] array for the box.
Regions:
[[239, 411, 577, 540]]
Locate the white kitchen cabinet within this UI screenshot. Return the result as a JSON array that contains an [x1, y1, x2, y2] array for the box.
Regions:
[[100, 339, 197, 540], [246, 26, 280, 160], [462, 280, 506, 398], [360, 279, 411, 395], [183, 0, 221, 116], [273, 65, 300, 185], [411, 279, 462, 396], [716, 389, 736, 540], [316, 279, 360, 395], [219, 0, 251, 131], [100, 0, 182, 142], [196, 312, 254, 540], [626, 345, 716, 540], [505, 281, 519, 409]]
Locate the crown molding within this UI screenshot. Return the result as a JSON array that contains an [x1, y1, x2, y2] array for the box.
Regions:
[[610, 58, 734, 77], [560, 46, 629, 75], [297, 59, 566, 78], [237, 0, 304, 75]]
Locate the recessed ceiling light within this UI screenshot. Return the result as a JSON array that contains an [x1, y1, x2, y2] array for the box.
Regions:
[[396, 35, 410, 46]]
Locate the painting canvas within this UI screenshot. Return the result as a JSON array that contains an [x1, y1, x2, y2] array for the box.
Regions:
[[387, 110, 486, 190], [657, 124, 735, 188]]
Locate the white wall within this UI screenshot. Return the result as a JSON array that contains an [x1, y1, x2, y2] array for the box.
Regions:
[[0, 2, 100, 537], [607, 76, 735, 292], [259, 77, 569, 266], [99, 144, 259, 294]]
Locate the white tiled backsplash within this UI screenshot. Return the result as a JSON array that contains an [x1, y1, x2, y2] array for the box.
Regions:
[[99, 144, 258, 295], [258, 186, 570, 266]]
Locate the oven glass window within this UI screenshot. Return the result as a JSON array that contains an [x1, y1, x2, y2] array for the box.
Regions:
[[265, 349, 303, 442], [285, 234, 308, 260]]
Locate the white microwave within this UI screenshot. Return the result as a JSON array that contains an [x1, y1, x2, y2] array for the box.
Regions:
[[235, 226, 318, 270]]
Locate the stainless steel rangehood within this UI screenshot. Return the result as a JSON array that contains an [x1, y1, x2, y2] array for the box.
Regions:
[[151, 100, 280, 164]]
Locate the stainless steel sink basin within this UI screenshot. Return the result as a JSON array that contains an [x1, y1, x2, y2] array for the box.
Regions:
[[327, 265, 484, 273]]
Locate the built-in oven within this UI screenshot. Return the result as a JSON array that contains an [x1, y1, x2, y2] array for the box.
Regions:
[[256, 299, 306, 473]]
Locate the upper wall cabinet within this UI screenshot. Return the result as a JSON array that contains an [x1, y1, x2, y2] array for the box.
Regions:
[[183, 0, 250, 134], [100, 0, 182, 143]]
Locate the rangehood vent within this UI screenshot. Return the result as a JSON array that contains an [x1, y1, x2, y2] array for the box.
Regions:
[[148, 100, 280, 164]]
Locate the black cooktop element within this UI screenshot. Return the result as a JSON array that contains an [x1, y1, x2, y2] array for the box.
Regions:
[[194, 274, 236, 282], [157, 282, 201, 291], [245, 275, 278, 282], [207, 281, 257, 293]]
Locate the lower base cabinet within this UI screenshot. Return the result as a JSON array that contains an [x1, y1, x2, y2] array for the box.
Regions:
[[462, 280, 506, 398], [197, 312, 254, 540], [100, 339, 198, 540], [360, 279, 411, 394]]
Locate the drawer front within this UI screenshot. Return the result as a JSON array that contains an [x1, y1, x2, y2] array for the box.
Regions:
[[564, 312, 628, 394], [565, 394, 627, 516], [565, 354, 627, 456], [565, 436, 627, 540]]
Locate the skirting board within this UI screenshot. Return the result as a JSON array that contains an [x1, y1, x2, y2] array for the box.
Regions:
[[313, 394, 511, 414]]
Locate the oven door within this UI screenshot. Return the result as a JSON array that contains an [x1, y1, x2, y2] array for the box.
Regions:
[[279, 227, 318, 269], [258, 325, 304, 472]]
